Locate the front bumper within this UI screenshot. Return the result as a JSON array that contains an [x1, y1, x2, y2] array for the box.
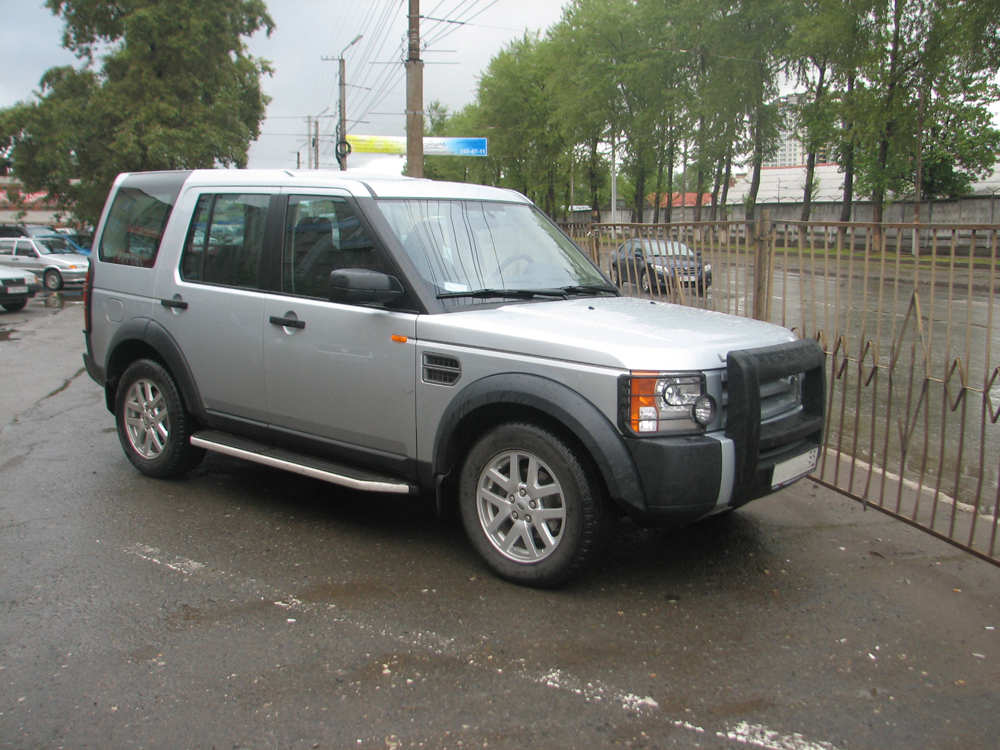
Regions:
[[55, 269, 88, 285], [620, 339, 825, 524]]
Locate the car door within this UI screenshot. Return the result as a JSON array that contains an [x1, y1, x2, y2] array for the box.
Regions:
[[262, 191, 417, 463], [0, 239, 15, 265], [13, 240, 43, 275], [153, 189, 274, 424]]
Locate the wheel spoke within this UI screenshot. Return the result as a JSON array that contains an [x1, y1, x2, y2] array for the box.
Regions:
[[485, 504, 513, 534], [486, 466, 514, 493], [532, 519, 557, 551]]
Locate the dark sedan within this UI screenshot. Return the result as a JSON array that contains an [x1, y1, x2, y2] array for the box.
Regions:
[[609, 238, 712, 295]]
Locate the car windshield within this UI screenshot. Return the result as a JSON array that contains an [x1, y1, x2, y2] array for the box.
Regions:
[[375, 199, 610, 304], [37, 236, 71, 253], [641, 240, 694, 259]]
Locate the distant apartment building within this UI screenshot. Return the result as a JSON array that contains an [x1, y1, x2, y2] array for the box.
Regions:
[[764, 93, 832, 169]]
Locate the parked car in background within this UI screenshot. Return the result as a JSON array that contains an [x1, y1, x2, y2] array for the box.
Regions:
[[610, 238, 712, 295], [0, 236, 89, 290], [0, 265, 39, 311], [35, 233, 89, 256]]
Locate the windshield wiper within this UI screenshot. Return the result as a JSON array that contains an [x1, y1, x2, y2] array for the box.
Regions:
[[558, 284, 619, 296], [437, 288, 569, 300]]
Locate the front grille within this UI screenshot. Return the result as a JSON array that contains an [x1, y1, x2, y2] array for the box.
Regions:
[[423, 353, 461, 386], [725, 339, 826, 499], [760, 373, 803, 422]]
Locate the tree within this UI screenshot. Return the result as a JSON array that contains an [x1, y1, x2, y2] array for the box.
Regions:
[[0, 0, 273, 225]]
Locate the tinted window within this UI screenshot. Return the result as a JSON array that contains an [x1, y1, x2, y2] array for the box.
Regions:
[[180, 193, 269, 289], [282, 195, 381, 299], [100, 188, 172, 267]]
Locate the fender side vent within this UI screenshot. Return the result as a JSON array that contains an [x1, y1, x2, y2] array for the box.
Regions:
[[423, 353, 461, 386]]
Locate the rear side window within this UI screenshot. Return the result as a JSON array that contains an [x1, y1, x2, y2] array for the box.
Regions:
[[99, 172, 189, 267], [180, 193, 270, 289]]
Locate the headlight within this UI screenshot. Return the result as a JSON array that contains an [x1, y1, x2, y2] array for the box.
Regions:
[[622, 372, 711, 434], [24, 271, 39, 285]]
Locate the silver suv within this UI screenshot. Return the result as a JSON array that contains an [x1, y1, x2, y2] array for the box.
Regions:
[[83, 170, 824, 587]]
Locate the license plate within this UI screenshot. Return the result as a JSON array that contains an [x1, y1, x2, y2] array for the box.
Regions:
[[771, 446, 819, 488], [6, 285, 27, 294]]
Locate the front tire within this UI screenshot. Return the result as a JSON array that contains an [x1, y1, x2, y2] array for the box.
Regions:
[[44, 269, 62, 291], [2, 300, 27, 312], [115, 359, 204, 478], [640, 271, 652, 294], [458, 422, 608, 587]]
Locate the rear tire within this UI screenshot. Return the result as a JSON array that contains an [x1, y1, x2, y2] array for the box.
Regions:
[[458, 422, 608, 587], [115, 359, 204, 478]]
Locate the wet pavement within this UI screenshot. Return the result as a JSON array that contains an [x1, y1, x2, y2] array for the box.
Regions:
[[1, 302, 998, 749]]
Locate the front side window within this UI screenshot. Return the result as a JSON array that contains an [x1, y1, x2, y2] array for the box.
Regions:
[[180, 193, 269, 289], [281, 195, 381, 299], [375, 199, 606, 304], [0, 239, 13, 257]]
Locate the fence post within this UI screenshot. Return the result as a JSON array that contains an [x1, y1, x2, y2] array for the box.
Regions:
[[752, 209, 773, 321]]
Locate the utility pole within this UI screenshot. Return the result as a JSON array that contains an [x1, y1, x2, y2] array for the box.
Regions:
[[325, 34, 363, 170], [406, 0, 423, 177], [306, 115, 313, 168], [313, 119, 320, 169]]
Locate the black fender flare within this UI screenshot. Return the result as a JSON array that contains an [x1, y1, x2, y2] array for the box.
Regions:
[[431, 372, 647, 514], [104, 317, 205, 420]]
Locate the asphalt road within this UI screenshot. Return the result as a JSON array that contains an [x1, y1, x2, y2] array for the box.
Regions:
[[1, 297, 998, 749]]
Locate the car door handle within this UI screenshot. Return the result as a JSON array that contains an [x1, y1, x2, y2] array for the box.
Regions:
[[160, 298, 188, 310], [269, 315, 305, 330]]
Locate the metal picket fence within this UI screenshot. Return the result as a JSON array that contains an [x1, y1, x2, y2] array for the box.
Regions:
[[563, 217, 1000, 565]]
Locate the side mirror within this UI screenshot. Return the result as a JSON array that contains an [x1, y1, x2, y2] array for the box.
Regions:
[[329, 268, 404, 305]]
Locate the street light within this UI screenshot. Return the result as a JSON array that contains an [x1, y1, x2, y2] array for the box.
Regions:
[[332, 34, 363, 170]]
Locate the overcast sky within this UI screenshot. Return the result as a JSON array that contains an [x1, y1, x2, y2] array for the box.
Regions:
[[1, 1, 567, 173]]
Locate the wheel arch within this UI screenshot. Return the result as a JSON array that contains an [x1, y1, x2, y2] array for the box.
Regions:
[[103, 318, 205, 420], [430, 373, 646, 516]]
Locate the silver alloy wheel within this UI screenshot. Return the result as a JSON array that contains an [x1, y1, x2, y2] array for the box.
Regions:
[[476, 449, 567, 563], [123, 378, 170, 459], [44, 269, 61, 291]]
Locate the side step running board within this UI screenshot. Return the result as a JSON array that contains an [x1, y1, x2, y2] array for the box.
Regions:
[[190, 430, 416, 495]]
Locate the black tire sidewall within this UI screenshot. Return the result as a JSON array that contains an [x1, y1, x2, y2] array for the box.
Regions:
[[2, 300, 27, 311], [458, 422, 603, 587], [115, 359, 200, 478]]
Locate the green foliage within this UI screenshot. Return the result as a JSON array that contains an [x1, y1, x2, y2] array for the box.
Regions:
[[0, 0, 273, 225], [407, 0, 1000, 220]]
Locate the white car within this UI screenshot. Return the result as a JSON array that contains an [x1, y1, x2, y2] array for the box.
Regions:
[[0, 236, 89, 291], [0, 265, 39, 312]]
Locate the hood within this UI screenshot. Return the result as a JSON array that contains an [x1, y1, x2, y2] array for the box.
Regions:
[[0, 265, 34, 282], [417, 296, 796, 371]]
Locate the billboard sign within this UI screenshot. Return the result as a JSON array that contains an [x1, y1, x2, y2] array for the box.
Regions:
[[346, 135, 487, 157]]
